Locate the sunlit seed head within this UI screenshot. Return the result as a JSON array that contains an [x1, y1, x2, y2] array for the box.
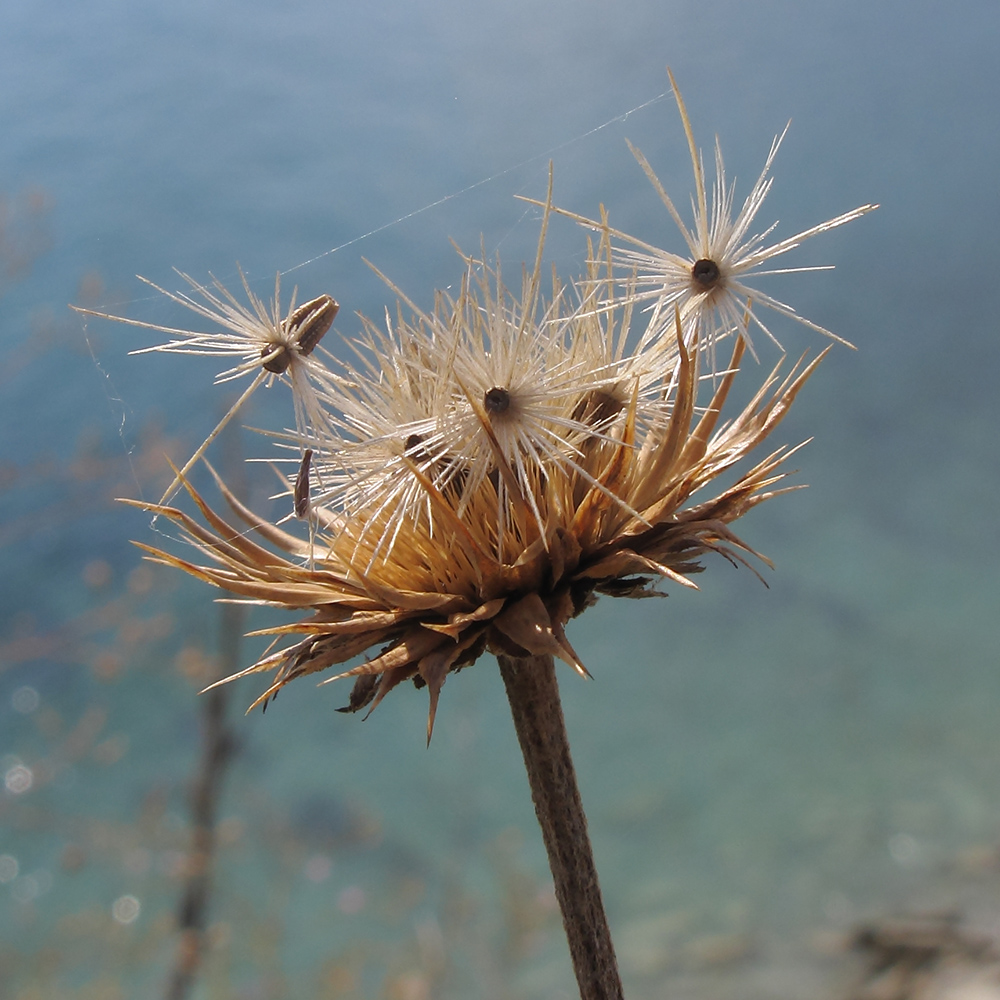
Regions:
[[72, 268, 340, 507], [539, 73, 876, 366], [120, 97, 867, 735]]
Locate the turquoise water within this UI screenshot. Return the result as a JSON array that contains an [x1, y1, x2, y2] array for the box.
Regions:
[[2, 1, 999, 997]]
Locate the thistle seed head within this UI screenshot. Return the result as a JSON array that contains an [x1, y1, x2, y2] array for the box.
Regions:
[[111, 78, 871, 743]]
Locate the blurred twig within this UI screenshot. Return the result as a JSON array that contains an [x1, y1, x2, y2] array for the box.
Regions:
[[164, 601, 241, 1000], [164, 421, 246, 1000]]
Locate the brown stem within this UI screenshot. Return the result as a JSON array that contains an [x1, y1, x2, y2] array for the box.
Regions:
[[497, 652, 623, 1000]]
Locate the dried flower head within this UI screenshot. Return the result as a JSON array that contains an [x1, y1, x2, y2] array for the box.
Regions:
[[126, 252, 826, 743], [114, 82, 871, 745]]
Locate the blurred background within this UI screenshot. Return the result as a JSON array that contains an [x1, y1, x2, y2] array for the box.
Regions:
[[1, 1, 999, 998]]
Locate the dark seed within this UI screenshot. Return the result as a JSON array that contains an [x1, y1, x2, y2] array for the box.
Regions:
[[261, 343, 291, 374], [692, 258, 721, 288], [403, 434, 432, 468], [572, 389, 623, 427], [287, 294, 339, 356], [261, 294, 338, 374], [294, 448, 313, 519], [403, 434, 466, 498], [484, 386, 511, 415]]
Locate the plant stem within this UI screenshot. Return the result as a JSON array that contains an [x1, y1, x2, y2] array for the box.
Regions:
[[497, 652, 623, 1000]]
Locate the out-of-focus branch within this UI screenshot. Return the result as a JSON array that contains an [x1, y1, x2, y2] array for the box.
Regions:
[[164, 601, 241, 1000], [165, 420, 246, 1000]]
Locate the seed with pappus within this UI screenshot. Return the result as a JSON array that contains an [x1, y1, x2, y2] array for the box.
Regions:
[[74, 269, 338, 504]]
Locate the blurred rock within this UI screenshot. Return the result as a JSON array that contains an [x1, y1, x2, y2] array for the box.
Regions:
[[851, 912, 1000, 1000]]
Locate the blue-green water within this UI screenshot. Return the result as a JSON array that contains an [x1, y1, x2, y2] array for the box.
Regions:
[[2, 1, 999, 997]]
